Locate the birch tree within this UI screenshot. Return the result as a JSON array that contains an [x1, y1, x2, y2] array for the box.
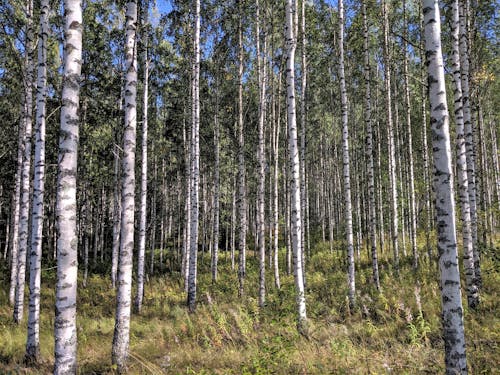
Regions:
[[187, 0, 200, 312], [382, 0, 399, 270], [338, 0, 355, 308], [362, 0, 380, 290], [450, 0, 479, 309], [285, 0, 307, 330], [13, 0, 34, 324], [423, 1, 467, 372], [25, 0, 49, 361], [237, 8, 247, 297], [53, 0, 83, 372], [402, 0, 418, 269], [256, 0, 266, 308], [459, 0, 480, 285], [112, 1, 137, 371], [135, 1, 149, 313]]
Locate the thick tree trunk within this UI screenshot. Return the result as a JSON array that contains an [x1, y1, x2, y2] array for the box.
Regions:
[[187, 0, 200, 312], [53, 0, 83, 372], [285, 0, 307, 330], [112, 1, 137, 371], [423, 2, 467, 373], [25, 0, 49, 361]]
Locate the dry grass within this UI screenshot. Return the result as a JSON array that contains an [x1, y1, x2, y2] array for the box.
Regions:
[[0, 237, 498, 374]]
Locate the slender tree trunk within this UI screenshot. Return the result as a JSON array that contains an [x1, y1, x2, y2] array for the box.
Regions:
[[450, 0, 479, 309], [25, 0, 49, 360], [13, 0, 34, 324], [403, 0, 418, 269], [211, 94, 220, 283], [338, 0, 355, 308], [420, 1, 432, 261], [135, 3, 149, 313], [256, 0, 267, 308], [423, 2, 467, 373], [459, 0, 480, 287], [111, 144, 121, 288], [362, 1, 380, 290], [112, 1, 137, 371], [53, 0, 82, 372], [285, 0, 307, 329], [382, 0, 399, 271], [299, 0, 307, 277], [237, 9, 247, 297], [272, 68, 281, 290], [187, 0, 200, 312]]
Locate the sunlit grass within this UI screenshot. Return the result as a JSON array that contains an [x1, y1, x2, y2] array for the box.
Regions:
[[0, 235, 498, 374]]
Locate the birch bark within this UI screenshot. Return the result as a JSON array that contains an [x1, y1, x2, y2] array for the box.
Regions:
[[112, 1, 137, 371], [423, 1, 467, 372], [285, 0, 307, 329], [25, 0, 49, 361], [53, 0, 83, 372]]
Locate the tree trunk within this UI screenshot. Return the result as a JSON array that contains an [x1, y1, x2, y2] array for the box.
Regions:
[[187, 0, 200, 312], [13, 0, 34, 324], [256, 0, 267, 308], [382, 0, 399, 271], [338, 0, 355, 308], [403, 0, 418, 269], [25, 0, 49, 361], [135, 3, 149, 313], [285, 0, 307, 330], [450, 0, 479, 309], [423, 2, 468, 373], [237, 9, 247, 298], [112, 1, 137, 371], [362, 0, 380, 290], [111, 144, 121, 288], [459, 0, 480, 287], [53, 0, 83, 372]]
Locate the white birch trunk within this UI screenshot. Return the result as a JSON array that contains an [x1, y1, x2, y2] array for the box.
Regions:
[[187, 0, 200, 312], [362, 0, 380, 290], [13, 0, 34, 324], [53, 0, 83, 372], [211, 100, 220, 283], [256, 0, 266, 308], [403, 0, 418, 269], [338, 0, 355, 309], [112, 1, 137, 371], [25, 0, 49, 361], [382, 0, 399, 270], [423, 2, 467, 373], [237, 12, 247, 297], [451, 0, 479, 309], [135, 4, 149, 313], [459, 0, 480, 286], [285, 0, 307, 329], [111, 144, 121, 289]]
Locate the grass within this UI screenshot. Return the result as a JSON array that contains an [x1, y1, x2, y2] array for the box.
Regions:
[[0, 237, 499, 374]]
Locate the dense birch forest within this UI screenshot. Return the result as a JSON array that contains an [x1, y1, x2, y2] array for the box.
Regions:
[[0, 0, 498, 373]]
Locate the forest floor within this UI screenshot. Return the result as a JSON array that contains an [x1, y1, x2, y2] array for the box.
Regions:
[[0, 238, 499, 374]]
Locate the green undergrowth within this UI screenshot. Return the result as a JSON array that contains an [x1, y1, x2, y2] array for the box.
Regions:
[[0, 238, 498, 374]]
